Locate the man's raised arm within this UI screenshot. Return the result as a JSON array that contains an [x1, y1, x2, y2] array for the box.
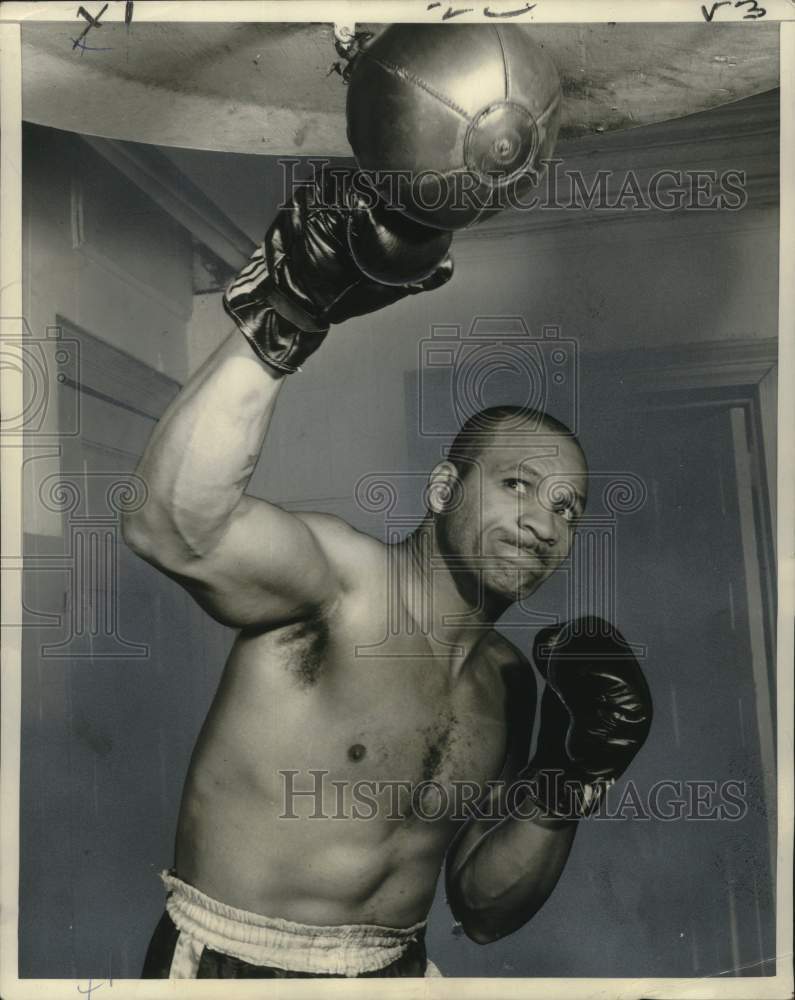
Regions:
[[121, 332, 333, 628], [122, 169, 453, 630]]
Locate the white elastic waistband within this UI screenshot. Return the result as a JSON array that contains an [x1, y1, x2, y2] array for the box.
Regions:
[[160, 871, 426, 976]]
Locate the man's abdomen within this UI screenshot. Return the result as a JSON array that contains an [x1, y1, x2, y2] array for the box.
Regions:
[[171, 642, 457, 926], [171, 623, 507, 927]]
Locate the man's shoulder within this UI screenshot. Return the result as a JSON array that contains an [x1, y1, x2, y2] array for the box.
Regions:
[[294, 512, 385, 590], [485, 629, 531, 669], [483, 630, 536, 695]]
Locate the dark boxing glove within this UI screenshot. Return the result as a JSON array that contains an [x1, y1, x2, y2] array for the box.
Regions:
[[519, 617, 653, 819], [223, 169, 454, 376]]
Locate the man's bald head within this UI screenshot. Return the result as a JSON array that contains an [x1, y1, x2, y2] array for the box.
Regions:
[[447, 405, 586, 478]]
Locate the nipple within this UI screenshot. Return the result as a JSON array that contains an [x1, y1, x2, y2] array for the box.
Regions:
[[347, 743, 367, 762]]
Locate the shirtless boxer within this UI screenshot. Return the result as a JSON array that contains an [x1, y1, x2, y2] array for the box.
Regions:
[[123, 170, 652, 979]]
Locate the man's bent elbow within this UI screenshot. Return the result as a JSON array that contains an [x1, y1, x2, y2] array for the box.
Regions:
[[460, 919, 504, 946], [121, 512, 153, 558], [449, 880, 545, 945], [121, 505, 185, 569], [448, 872, 503, 945], [454, 904, 528, 945]]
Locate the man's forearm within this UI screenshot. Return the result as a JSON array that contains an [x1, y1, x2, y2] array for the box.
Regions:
[[123, 330, 282, 561], [446, 808, 577, 944]]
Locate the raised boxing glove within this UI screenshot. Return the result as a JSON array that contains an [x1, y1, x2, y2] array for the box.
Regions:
[[223, 169, 453, 376], [519, 616, 653, 819]]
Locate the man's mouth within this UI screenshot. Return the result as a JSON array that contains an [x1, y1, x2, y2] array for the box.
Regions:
[[495, 537, 547, 565]]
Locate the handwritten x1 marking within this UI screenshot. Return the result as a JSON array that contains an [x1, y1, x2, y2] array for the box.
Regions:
[[72, 3, 109, 50]]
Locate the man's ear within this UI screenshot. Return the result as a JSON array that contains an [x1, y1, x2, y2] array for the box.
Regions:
[[426, 460, 462, 514]]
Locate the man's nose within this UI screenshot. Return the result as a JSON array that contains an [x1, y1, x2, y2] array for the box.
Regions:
[[518, 504, 558, 547]]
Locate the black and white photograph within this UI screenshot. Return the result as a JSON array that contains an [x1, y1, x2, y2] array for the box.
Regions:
[[0, 2, 792, 997]]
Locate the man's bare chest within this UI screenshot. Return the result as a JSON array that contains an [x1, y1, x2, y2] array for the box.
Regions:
[[320, 646, 509, 794], [230, 613, 514, 809]]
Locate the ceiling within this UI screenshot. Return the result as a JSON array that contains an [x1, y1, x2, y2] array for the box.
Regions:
[[22, 21, 779, 156]]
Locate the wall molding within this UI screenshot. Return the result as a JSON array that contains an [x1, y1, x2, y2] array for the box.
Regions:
[[457, 89, 779, 245], [584, 337, 778, 396], [80, 136, 256, 272], [55, 315, 181, 421]]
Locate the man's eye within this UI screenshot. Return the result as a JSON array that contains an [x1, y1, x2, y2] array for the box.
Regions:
[[504, 478, 530, 495], [555, 503, 578, 523]]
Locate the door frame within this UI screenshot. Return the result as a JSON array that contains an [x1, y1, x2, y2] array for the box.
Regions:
[[585, 336, 778, 870]]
